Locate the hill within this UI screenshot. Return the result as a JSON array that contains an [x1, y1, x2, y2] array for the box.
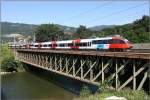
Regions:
[[1, 22, 115, 35], [89, 25, 117, 31], [1, 22, 38, 35], [1, 22, 77, 35]]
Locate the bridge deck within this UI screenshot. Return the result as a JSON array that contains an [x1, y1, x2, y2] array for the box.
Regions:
[[16, 49, 150, 59]]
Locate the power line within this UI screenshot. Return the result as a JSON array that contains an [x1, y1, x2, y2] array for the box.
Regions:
[[93, 10, 147, 27], [83, 3, 147, 25], [66, 1, 113, 21]]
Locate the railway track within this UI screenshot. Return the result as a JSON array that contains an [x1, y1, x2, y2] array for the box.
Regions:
[[14, 48, 150, 53], [15, 48, 150, 59], [126, 49, 150, 53]]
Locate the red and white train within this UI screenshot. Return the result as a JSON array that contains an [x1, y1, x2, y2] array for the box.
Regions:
[[10, 36, 132, 51]]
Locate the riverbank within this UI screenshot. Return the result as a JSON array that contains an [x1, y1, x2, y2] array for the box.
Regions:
[[0, 71, 14, 75], [0, 71, 24, 75], [0, 70, 25, 75], [75, 88, 150, 100]]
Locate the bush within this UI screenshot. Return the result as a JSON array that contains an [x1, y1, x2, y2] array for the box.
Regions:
[[1, 44, 24, 72], [80, 85, 91, 97]]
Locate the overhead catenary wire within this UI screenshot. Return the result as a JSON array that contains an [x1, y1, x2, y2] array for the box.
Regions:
[[83, 3, 147, 25], [66, 1, 114, 21], [87, 9, 148, 27]]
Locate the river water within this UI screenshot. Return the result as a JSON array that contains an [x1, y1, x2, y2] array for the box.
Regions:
[[1, 71, 77, 100]]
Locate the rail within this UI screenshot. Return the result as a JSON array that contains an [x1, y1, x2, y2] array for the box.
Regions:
[[15, 49, 150, 59]]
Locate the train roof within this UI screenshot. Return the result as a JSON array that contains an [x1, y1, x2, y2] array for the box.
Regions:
[[56, 40, 72, 44], [32, 36, 126, 44]]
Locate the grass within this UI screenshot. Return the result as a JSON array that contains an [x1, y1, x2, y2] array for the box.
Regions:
[[97, 88, 149, 100], [75, 87, 149, 100]]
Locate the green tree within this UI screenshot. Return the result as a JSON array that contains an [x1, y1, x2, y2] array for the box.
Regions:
[[1, 44, 24, 72], [76, 25, 93, 38], [35, 24, 63, 42]]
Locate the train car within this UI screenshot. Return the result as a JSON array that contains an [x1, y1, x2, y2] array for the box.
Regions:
[[10, 36, 132, 51], [41, 42, 51, 49], [56, 40, 72, 49], [90, 37, 132, 51], [9, 44, 21, 49]]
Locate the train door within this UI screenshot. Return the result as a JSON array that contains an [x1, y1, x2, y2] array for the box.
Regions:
[[71, 39, 80, 49], [38, 43, 42, 49], [51, 41, 56, 49]]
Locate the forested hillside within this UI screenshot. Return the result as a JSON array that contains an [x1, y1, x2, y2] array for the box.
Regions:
[[35, 15, 149, 43], [97, 15, 149, 43], [1, 22, 113, 35], [2, 15, 149, 43], [1, 22, 38, 35], [72, 15, 149, 43], [1, 22, 77, 35]]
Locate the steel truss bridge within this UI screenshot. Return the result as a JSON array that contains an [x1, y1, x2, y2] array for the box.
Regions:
[[14, 49, 150, 91]]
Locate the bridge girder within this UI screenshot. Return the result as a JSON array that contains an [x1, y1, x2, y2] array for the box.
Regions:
[[16, 50, 149, 91]]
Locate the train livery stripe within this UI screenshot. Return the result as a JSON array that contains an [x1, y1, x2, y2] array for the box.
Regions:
[[70, 39, 81, 49], [109, 44, 129, 49], [72, 39, 80, 43], [97, 44, 109, 49]]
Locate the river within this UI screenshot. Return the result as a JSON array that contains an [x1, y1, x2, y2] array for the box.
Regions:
[[1, 71, 77, 100]]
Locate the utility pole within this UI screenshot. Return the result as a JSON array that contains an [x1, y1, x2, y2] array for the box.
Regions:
[[14, 35, 16, 45], [33, 32, 36, 43]]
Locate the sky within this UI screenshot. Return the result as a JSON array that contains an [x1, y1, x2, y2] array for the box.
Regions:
[[1, 0, 149, 27]]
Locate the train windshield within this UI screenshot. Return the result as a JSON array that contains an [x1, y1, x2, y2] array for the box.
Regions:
[[124, 39, 130, 43]]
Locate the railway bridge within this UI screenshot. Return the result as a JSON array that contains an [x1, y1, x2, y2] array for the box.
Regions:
[[14, 49, 150, 91]]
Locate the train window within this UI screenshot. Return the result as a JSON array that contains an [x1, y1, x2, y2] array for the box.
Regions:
[[68, 43, 73, 46], [62, 44, 65, 47], [59, 44, 65, 47], [88, 42, 91, 46], [117, 40, 125, 44], [35, 45, 38, 47], [83, 43, 87, 46], [64, 44, 67, 47], [49, 44, 52, 47], [102, 40, 108, 44], [30, 44, 33, 47], [107, 40, 113, 44], [109, 40, 125, 44], [93, 40, 100, 44], [43, 44, 48, 47], [80, 42, 88, 46], [92, 40, 108, 44]]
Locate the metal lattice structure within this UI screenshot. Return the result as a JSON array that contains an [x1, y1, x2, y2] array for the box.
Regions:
[[15, 49, 149, 90]]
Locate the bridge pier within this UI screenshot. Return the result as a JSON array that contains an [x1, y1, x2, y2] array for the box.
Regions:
[[15, 49, 149, 91]]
